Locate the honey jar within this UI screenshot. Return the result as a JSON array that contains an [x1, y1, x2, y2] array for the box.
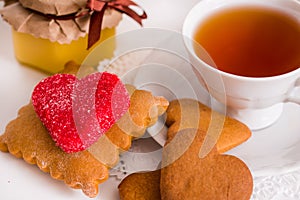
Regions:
[[0, 0, 122, 73]]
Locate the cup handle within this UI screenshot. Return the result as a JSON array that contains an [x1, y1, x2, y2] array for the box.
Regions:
[[286, 78, 300, 104]]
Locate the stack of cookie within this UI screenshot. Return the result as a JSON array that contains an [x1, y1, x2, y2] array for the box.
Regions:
[[118, 99, 253, 200], [0, 62, 169, 198]]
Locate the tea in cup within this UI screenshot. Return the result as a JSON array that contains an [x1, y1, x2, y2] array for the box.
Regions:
[[182, 0, 300, 130]]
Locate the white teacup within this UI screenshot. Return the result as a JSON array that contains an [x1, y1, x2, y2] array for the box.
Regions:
[[182, 0, 300, 130]]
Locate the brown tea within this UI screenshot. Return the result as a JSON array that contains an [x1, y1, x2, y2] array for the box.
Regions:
[[193, 7, 300, 77]]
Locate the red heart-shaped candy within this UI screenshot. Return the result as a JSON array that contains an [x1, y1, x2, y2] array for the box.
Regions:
[[32, 73, 130, 153]]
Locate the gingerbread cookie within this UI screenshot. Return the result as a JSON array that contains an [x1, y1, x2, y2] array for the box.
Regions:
[[160, 128, 253, 200], [166, 99, 251, 153], [105, 85, 168, 152], [0, 104, 109, 197]]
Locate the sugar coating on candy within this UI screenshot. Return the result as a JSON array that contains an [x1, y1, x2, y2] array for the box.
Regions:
[[95, 72, 131, 131], [32, 74, 80, 153], [32, 73, 129, 153]]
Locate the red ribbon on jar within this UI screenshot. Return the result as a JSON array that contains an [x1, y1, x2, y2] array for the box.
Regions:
[[86, 0, 147, 49]]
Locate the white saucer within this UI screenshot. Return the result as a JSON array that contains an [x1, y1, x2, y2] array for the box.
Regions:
[[228, 102, 300, 177]]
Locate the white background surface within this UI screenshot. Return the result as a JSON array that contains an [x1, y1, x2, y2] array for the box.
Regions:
[[1, 0, 300, 199]]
